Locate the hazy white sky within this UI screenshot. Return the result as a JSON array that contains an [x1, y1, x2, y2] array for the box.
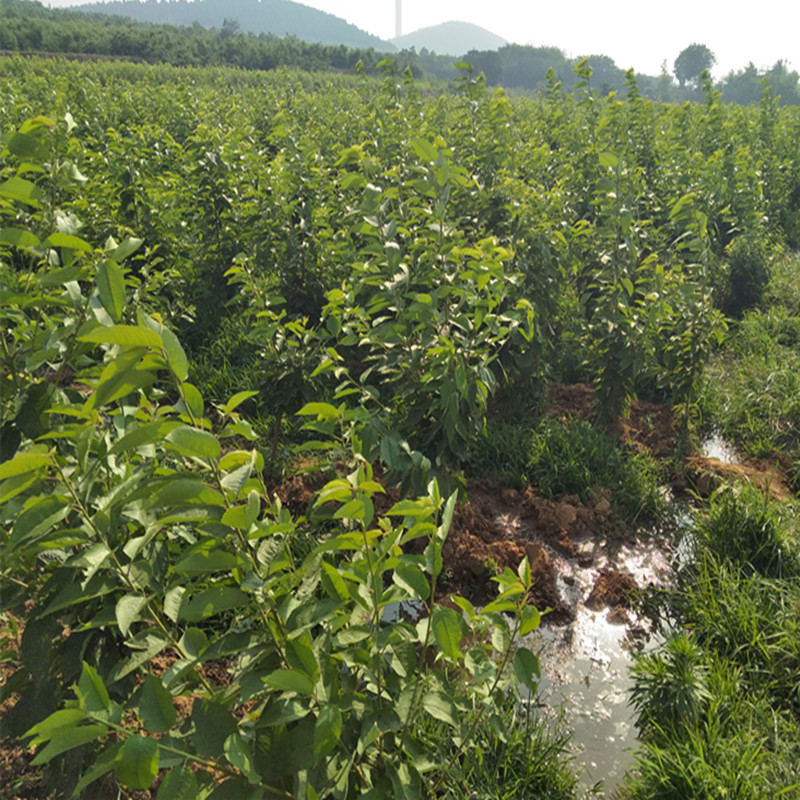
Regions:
[[44, 0, 798, 77], [293, 0, 798, 77]]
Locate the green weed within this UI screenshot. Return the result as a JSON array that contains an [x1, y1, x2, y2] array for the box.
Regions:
[[467, 418, 663, 522]]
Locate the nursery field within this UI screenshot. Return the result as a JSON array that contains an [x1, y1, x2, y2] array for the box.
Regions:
[[1, 55, 799, 798]]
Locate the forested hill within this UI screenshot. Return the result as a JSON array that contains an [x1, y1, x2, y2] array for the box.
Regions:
[[69, 0, 394, 50]]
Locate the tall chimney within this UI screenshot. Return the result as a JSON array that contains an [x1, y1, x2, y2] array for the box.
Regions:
[[395, 0, 402, 38]]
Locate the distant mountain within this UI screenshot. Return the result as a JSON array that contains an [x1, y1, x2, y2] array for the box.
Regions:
[[69, 0, 396, 50], [392, 21, 507, 56]]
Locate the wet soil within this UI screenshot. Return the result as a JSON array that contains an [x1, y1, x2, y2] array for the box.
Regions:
[[438, 480, 621, 624], [547, 382, 794, 497]]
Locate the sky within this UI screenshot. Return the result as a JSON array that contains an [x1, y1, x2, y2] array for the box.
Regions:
[[44, 0, 798, 78], [291, 0, 798, 78]]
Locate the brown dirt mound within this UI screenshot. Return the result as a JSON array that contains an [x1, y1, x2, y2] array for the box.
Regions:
[[437, 480, 618, 624], [584, 568, 639, 612], [686, 456, 792, 501]]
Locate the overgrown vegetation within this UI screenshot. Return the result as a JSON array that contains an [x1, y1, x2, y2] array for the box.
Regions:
[[467, 419, 662, 521], [1, 54, 799, 798]]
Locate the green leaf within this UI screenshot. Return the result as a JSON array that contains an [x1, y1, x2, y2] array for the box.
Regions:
[[109, 420, 182, 455], [156, 765, 199, 800], [116, 594, 148, 637], [174, 546, 238, 575], [96, 259, 126, 321], [181, 383, 204, 419], [0, 451, 51, 480], [163, 587, 185, 624], [108, 632, 170, 683], [314, 704, 342, 758], [109, 237, 144, 262], [449, 595, 477, 620], [264, 669, 315, 696], [166, 426, 221, 461], [410, 138, 439, 163], [161, 326, 189, 382], [79, 325, 162, 349], [140, 674, 176, 733], [7, 494, 70, 554], [0, 226, 40, 248], [7, 131, 49, 161], [180, 587, 249, 622], [77, 662, 111, 714], [334, 499, 365, 521], [431, 606, 462, 660], [220, 459, 254, 498], [423, 691, 458, 727], [599, 152, 619, 168], [0, 176, 43, 206], [513, 648, 540, 692], [25, 709, 86, 745], [191, 699, 238, 758], [320, 561, 349, 600], [45, 232, 92, 252], [394, 564, 430, 600], [150, 479, 225, 509], [114, 736, 159, 789], [297, 402, 340, 421], [286, 634, 320, 683], [223, 391, 259, 415], [520, 605, 541, 636], [139, 313, 189, 382], [31, 724, 107, 765], [224, 733, 259, 784]]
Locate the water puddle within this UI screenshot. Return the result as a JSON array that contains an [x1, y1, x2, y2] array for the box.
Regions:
[[701, 434, 740, 463], [521, 535, 674, 796]]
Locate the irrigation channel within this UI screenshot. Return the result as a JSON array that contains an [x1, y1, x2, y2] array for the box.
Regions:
[[521, 435, 736, 795]]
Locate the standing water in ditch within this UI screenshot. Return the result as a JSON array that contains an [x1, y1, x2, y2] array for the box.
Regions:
[[522, 530, 681, 796], [439, 480, 695, 797]]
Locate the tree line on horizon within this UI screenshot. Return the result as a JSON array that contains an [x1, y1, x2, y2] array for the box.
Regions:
[[1, 0, 798, 106]]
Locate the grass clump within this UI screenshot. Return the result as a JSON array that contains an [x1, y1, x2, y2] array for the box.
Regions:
[[467, 418, 663, 522], [625, 487, 800, 799], [441, 707, 587, 799]]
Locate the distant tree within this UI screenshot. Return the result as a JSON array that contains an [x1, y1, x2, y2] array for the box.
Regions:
[[579, 54, 623, 95], [220, 17, 239, 40], [464, 48, 502, 85], [674, 43, 715, 87]]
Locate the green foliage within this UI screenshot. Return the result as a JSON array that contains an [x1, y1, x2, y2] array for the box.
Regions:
[[630, 632, 710, 734], [627, 487, 800, 798], [0, 114, 566, 799], [673, 44, 716, 88], [722, 232, 771, 318], [696, 484, 798, 577], [699, 253, 800, 463]]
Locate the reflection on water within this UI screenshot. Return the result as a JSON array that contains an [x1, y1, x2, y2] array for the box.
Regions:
[[701, 434, 740, 463], [522, 536, 678, 797]]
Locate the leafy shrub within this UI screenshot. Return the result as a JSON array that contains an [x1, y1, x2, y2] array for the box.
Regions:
[[721, 233, 771, 318], [696, 484, 798, 577], [630, 632, 710, 734], [0, 113, 560, 800]]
